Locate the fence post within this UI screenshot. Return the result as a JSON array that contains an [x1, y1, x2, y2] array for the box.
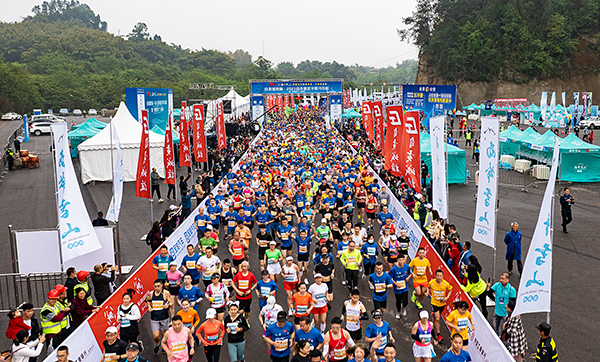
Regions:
[[26, 275, 32, 305]]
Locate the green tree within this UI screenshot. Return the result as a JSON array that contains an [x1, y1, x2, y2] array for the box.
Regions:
[[128, 22, 149, 42]]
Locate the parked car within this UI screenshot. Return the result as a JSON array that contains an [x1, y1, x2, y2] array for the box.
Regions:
[[1, 112, 21, 120], [88, 109, 97, 116], [59, 108, 69, 116], [579, 117, 600, 129], [73, 109, 82, 116], [31, 114, 65, 123], [30, 122, 53, 136]]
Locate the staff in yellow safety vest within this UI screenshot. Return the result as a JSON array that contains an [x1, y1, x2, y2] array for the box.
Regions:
[[53, 284, 72, 332], [41, 289, 70, 349], [75, 271, 93, 305]]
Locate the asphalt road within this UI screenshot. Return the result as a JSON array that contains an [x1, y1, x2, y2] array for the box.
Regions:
[[0, 116, 596, 361]]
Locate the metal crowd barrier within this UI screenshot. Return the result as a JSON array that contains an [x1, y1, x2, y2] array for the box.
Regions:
[[467, 163, 548, 192], [0, 272, 64, 312]]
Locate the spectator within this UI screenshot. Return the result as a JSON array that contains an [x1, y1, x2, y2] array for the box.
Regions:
[[151, 167, 164, 203], [91, 264, 116, 305], [92, 211, 109, 227], [64, 267, 78, 302], [10, 329, 45, 362], [71, 286, 99, 329], [20, 302, 41, 342], [145, 221, 163, 252], [5, 308, 31, 340]]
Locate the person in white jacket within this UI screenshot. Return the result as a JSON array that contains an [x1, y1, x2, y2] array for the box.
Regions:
[[11, 329, 45, 362]]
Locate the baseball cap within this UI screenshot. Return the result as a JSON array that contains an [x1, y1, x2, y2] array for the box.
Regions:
[[105, 326, 118, 334], [170, 261, 178, 266], [286, 256, 294, 261], [206, 308, 217, 318], [261, 270, 269, 276], [419, 310, 429, 319], [211, 273, 220, 279], [169, 205, 176, 210], [269, 240, 276, 245], [373, 310, 382, 319], [206, 224, 213, 230], [126, 343, 140, 351], [266, 296, 276, 307], [277, 311, 287, 322], [425, 203, 432, 209], [415, 193, 422, 199], [321, 219, 327, 223], [314, 273, 323, 278]]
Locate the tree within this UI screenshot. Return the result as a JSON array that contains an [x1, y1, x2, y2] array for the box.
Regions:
[[229, 49, 252, 68], [31, 0, 107, 30], [128, 22, 149, 42]]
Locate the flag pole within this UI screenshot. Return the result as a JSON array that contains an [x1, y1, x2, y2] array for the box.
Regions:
[[444, 115, 450, 222]]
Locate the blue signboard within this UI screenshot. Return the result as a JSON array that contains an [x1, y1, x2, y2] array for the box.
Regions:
[[125, 87, 174, 131], [402, 84, 457, 129], [250, 80, 343, 95]]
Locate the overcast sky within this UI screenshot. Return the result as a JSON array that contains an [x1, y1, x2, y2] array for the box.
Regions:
[[1, 0, 419, 68]]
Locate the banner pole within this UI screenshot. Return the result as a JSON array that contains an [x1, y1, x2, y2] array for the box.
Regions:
[[150, 199, 154, 225], [50, 127, 64, 271], [444, 116, 450, 221], [115, 221, 123, 284]]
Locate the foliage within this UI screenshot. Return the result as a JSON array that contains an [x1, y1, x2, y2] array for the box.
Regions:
[[399, 0, 596, 82]]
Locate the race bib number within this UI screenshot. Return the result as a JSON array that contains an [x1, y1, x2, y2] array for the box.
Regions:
[[315, 292, 326, 301], [337, 192, 343, 198], [245, 210, 251, 216], [207, 334, 219, 342], [299, 245, 308, 253], [121, 318, 130, 328], [281, 233, 289, 240], [297, 201, 304, 208], [212, 294, 223, 305], [275, 339, 288, 351], [307, 196, 313, 203], [171, 341, 186, 353], [233, 248, 243, 257], [198, 220, 206, 226], [322, 275, 331, 282], [334, 348, 346, 360], [397, 280, 406, 289], [234, 202, 241, 208], [158, 263, 168, 272], [421, 333, 432, 344], [228, 220, 236, 227], [271, 211, 278, 216], [268, 258, 277, 264], [222, 279, 232, 287], [259, 239, 269, 247], [367, 247, 376, 256], [347, 256, 357, 265], [433, 290, 445, 301], [416, 266, 426, 276], [185, 261, 196, 269], [260, 286, 271, 296], [347, 314, 359, 323], [205, 266, 215, 276], [238, 280, 249, 289], [458, 317, 468, 328], [227, 322, 238, 334], [381, 199, 387, 205], [152, 301, 164, 310], [296, 305, 308, 314], [210, 214, 216, 220], [375, 283, 386, 293], [284, 273, 295, 282]]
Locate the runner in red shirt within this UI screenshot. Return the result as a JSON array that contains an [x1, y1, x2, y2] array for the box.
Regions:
[[232, 261, 257, 319], [356, 185, 367, 223], [365, 192, 378, 231], [322, 317, 355, 362]]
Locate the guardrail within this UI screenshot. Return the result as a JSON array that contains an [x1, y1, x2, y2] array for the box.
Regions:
[[467, 163, 549, 192], [0, 272, 65, 312]]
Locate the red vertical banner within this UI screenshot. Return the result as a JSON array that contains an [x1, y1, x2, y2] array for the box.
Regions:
[[399, 110, 421, 193], [362, 101, 374, 141], [384, 105, 403, 176], [135, 110, 150, 198], [193, 104, 207, 162], [289, 95, 294, 108], [277, 96, 283, 111], [179, 101, 191, 167], [372, 100, 384, 150], [284, 94, 289, 109], [163, 111, 175, 185], [216, 101, 227, 151]]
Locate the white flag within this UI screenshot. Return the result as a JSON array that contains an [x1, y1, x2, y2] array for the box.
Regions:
[[540, 92, 548, 119], [550, 92, 556, 114], [472, 117, 499, 248], [513, 137, 560, 316], [51, 123, 102, 261], [106, 120, 123, 223], [429, 116, 448, 218]]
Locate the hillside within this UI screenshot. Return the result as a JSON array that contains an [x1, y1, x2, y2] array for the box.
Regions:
[[0, 0, 417, 114], [400, 0, 600, 105]]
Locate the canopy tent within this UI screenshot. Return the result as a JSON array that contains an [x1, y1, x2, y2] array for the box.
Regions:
[[342, 109, 362, 118], [68, 119, 108, 157], [499, 125, 525, 156], [78, 101, 166, 184], [204, 88, 250, 130], [559, 133, 600, 182], [463, 103, 479, 110], [420, 132, 467, 184], [70, 118, 107, 131], [150, 125, 180, 144]]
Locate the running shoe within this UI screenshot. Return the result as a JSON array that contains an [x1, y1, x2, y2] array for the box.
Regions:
[[416, 301, 423, 309], [154, 343, 160, 354], [138, 341, 144, 352], [288, 309, 293, 316], [437, 334, 444, 342], [402, 308, 407, 317], [304, 278, 309, 285], [395, 313, 400, 319], [411, 291, 416, 303]]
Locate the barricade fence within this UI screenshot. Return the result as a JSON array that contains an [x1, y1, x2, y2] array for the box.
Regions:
[[467, 162, 549, 192], [0, 272, 64, 312]]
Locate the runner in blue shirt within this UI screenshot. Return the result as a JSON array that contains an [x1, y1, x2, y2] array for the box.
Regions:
[[256, 270, 278, 309], [438, 334, 472, 362], [255, 205, 274, 233], [152, 246, 174, 281], [295, 192, 307, 213], [295, 230, 312, 277], [368, 262, 393, 314], [177, 273, 204, 313], [377, 205, 394, 231], [206, 200, 222, 229], [224, 206, 238, 238], [297, 216, 312, 237], [264, 311, 295, 359], [361, 234, 379, 277], [277, 218, 295, 258], [194, 208, 211, 237], [294, 315, 324, 350], [388, 255, 412, 319], [365, 311, 394, 357], [181, 244, 201, 284]]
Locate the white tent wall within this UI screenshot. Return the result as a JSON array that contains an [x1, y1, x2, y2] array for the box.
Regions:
[[204, 89, 249, 129], [78, 101, 165, 184]]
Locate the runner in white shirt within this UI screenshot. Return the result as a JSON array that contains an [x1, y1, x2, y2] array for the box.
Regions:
[[205, 273, 229, 321], [259, 296, 284, 331], [281, 257, 301, 316], [308, 274, 330, 333], [197, 252, 221, 288]]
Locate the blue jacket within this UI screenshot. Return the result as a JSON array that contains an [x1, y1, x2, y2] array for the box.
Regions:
[[181, 188, 197, 210], [503, 229, 522, 260]]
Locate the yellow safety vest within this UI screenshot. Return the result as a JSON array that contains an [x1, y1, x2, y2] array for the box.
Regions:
[[75, 282, 93, 305], [413, 201, 421, 220], [55, 299, 70, 329], [41, 303, 62, 335]]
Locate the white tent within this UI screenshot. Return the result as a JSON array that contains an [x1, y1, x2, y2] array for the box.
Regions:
[[204, 88, 250, 128], [78, 101, 166, 184]]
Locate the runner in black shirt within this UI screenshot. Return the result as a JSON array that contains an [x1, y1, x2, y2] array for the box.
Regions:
[[103, 326, 128, 362]]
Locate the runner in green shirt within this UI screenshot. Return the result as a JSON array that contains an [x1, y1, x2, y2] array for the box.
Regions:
[[264, 241, 283, 283], [198, 229, 218, 255]]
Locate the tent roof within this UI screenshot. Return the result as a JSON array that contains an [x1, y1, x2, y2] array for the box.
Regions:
[[420, 132, 467, 155], [536, 130, 560, 148], [519, 127, 544, 144], [342, 109, 361, 118], [560, 133, 600, 152], [499, 125, 524, 141], [78, 101, 165, 150], [150, 124, 180, 143]]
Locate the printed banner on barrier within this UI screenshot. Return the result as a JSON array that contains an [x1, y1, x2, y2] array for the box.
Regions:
[[513, 137, 559, 316], [43, 321, 102, 362], [252, 96, 265, 123], [473, 117, 499, 248], [193, 104, 208, 163], [399, 110, 421, 193], [106, 120, 123, 223], [216, 101, 227, 151], [330, 94, 343, 124], [430, 116, 448, 219], [362, 101, 373, 141], [179, 102, 191, 167], [372, 100, 384, 150], [164, 111, 176, 185], [135, 110, 151, 198], [51, 123, 102, 261]]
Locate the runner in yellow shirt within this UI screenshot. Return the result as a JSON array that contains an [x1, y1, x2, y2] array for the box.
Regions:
[[427, 269, 452, 342], [340, 241, 362, 292], [409, 247, 432, 309], [445, 301, 475, 351]]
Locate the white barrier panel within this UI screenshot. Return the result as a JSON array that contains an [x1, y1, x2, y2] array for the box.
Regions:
[[15, 227, 115, 274], [44, 321, 102, 362], [16, 230, 62, 274]]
